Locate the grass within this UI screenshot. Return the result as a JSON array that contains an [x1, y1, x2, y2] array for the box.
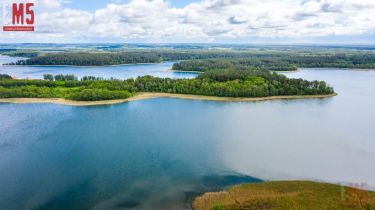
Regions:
[[193, 181, 375, 210]]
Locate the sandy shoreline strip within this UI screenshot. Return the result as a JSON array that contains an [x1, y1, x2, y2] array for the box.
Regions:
[[0, 92, 337, 106]]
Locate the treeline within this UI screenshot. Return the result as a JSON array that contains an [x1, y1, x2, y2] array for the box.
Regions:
[[44, 74, 77, 81], [0, 70, 334, 101], [0, 50, 39, 57], [172, 58, 298, 72], [12, 52, 162, 66], [134, 72, 333, 97], [0, 78, 134, 101], [284, 53, 375, 69], [0, 74, 12, 79], [43, 74, 104, 81], [8, 50, 276, 66], [8, 50, 375, 69], [172, 53, 375, 72]]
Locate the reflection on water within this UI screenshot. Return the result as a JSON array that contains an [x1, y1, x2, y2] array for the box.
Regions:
[[0, 65, 375, 209]]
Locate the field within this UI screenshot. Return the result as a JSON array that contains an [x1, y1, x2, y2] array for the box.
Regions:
[[193, 181, 375, 210]]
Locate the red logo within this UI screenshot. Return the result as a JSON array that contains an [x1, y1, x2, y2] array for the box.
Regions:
[[3, 1, 34, 31]]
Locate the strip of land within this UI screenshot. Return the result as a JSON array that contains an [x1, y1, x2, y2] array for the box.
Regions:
[[7, 50, 375, 70], [0, 92, 337, 106], [193, 181, 375, 210]]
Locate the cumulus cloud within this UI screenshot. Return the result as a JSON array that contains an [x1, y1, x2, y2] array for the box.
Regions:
[[38, 8, 92, 33], [38, 0, 62, 11], [1, 0, 375, 43]]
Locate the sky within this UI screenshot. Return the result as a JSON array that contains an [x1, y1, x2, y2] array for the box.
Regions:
[[0, 0, 375, 44]]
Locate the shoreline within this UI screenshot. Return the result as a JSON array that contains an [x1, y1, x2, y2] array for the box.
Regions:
[[2, 62, 169, 68], [0, 92, 337, 106], [168, 68, 203, 74]]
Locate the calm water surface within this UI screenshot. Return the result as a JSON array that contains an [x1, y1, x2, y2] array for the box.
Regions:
[[0, 56, 375, 209], [0, 55, 197, 79]]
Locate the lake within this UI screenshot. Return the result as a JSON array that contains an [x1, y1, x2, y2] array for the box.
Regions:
[[0, 56, 375, 210], [0, 55, 197, 79]]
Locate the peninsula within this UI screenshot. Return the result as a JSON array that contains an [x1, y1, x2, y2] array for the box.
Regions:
[[0, 68, 335, 105]]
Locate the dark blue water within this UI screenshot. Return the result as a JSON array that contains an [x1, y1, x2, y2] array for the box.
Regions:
[[0, 55, 197, 79], [0, 99, 262, 210], [1, 56, 375, 209]]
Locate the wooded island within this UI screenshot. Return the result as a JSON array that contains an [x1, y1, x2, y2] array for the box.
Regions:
[[0, 69, 333, 101], [6, 50, 375, 69], [2, 49, 361, 102]]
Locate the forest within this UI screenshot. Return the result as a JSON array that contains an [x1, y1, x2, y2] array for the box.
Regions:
[[0, 69, 334, 101], [172, 54, 375, 72], [4, 49, 375, 70], [11, 52, 163, 66], [0, 49, 40, 58], [172, 58, 298, 72], [7, 50, 261, 66]]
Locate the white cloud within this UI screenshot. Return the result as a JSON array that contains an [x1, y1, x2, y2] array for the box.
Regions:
[[38, 0, 62, 11], [38, 8, 92, 33], [1, 0, 375, 43]]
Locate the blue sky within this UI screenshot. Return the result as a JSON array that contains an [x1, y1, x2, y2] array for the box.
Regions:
[[0, 0, 374, 44]]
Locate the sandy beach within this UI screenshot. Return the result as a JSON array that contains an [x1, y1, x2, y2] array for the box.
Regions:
[[0, 92, 337, 106]]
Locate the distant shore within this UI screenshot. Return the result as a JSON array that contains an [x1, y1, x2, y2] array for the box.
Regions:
[[0, 92, 337, 106], [2, 62, 167, 67]]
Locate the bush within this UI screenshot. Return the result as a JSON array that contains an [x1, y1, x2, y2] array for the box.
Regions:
[[212, 204, 225, 210], [72, 89, 132, 101], [43, 74, 54, 81]]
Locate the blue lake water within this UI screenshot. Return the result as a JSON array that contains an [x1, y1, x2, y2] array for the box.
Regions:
[[1, 55, 375, 209], [0, 55, 197, 79]]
